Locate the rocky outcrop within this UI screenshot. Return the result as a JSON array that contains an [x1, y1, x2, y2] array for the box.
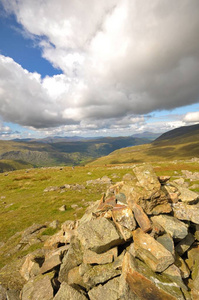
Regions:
[[1, 164, 199, 299]]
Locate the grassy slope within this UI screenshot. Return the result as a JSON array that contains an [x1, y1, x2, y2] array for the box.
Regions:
[[88, 125, 199, 166], [0, 160, 33, 173]]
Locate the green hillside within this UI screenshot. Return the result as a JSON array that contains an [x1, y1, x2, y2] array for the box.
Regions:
[[88, 124, 199, 166], [0, 160, 33, 173]]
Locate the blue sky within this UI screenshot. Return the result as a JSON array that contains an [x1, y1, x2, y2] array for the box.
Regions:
[[0, 0, 199, 139]]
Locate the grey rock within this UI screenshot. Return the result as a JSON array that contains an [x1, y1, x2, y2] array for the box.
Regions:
[[157, 233, 175, 256], [77, 217, 123, 253], [88, 277, 120, 300], [58, 236, 83, 283], [172, 202, 199, 224], [176, 233, 195, 256], [53, 282, 87, 300], [21, 272, 54, 300], [133, 164, 161, 192], [151, 215, 188, 239]]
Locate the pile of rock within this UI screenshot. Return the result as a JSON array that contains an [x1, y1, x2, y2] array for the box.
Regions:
[[3, 165, 199, 299]]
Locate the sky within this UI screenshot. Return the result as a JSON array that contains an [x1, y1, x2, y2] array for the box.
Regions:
[[0, 0, 199, 140]]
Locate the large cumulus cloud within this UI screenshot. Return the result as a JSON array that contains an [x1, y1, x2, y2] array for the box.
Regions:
[[0, 0, 199, 131]]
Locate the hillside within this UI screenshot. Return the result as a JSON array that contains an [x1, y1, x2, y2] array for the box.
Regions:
[[88, 124, 199, 165], [0, 136, 149, 168]]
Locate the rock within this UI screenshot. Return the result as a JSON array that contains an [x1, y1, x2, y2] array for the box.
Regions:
[[133, 228, 174, 272], [172, 202, 199, 224], [67, 266, 89, 290], [20, 272, 54, 300], [194, 224, 199, 240], [0, 285, 6, 300], [44, 230, 69, 249], [151, 215, 188, 239], [172, 183, 199, 204], [88, 277, 120, 300], [40, 252, 61, 274], [20, 223, 46, 244], [156, 233, 175, 256], [77, 217, 123, 253], [59, 205, 66, 211], [111, 205, 136, 240], [123, 252, 185, 300], [59, 236, 83, 283], [6, 290, 20, 300], [158, 176, 171, 184], [122, 173, 135, 181], [133, 165, 161, 192], [175, 233, 195, 256], [131, 202, 152, 232], [163, 184, 179, 203], [83, 248, 117, 265], [49, 220, 59, 229], [162, 264, 188, 292], [53, 282, 87, 300], [44, 186, 59, 192], [175, 254, 190, 279], [115, 193, 127, 205], [151, 203, 172, 215], [20, 253, 42, 280], [82, 262, 121, 289]]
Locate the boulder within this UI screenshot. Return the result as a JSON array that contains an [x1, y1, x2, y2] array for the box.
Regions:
[[123, 252, 185, 300], [133, 228, 174, 272], [173, 202, 199, 224], [83, 247, 117, 265], [156, 233, 175, 256], [53, 282, 87, 300], [77, 217, 123, 253], [175, 233, 195, 256], [131, 202, 152, 232], [133, 165, 161, 192], [88, 277, 120, 300], [20, 272, 54, 300], [151, 215, 188, 239], [172, 183, 199, 204], [58, 236, 83, 283]]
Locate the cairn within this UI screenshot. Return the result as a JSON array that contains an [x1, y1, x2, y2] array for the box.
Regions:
[[9, 165, 199, 299]]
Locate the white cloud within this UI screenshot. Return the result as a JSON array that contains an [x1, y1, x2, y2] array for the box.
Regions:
[[183, 111, 199, 123], [0, 0, 199, 134]]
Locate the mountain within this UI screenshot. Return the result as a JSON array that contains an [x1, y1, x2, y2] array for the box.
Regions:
[[0, 136, 150, 168], [89, 123, 199, 165], [154, 123, 199, 144], [131, 131, 162, 140]]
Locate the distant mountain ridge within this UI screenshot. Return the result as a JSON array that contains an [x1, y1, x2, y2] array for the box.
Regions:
[[0, 135, 150, 169]]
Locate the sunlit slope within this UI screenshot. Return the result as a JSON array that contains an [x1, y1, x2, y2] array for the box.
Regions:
[[88, 124, 199, 165]]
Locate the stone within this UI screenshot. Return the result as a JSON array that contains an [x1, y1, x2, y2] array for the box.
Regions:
[[49, 220, 59, 229], [186, 244, 199, 278], [83, 247, 117, 265], [122, 173, 135, 181], [53, 282, 87, 300], [176, 233, 195, 256], [194, 224, 199, 240], [172, 202, 199, 224], [20, 253, 44, 281], [133, 228, 174, 272], [131, 202, 152, 232], [77, 218, 123, 253], [59, 205, 66, 211], [163, 185, 179, 203], [21, 272, 54, 300], [44, 230, 69, 249], [115, 192, 127, 205], [67, 266, 89, 290], [151, 203, 172, 215], [123, 252, 185, 300], [151, 215, 188, 239], [6, 290, 20, 300], [82, 262, 121, 288], [112, 205, 136, 231], [0, 285, 6, 300], [172, 183, 199, 204], [59, 236, 83, 283], [175, 254, 190, 279], [88, 277, 120, 300], [162, 264, 188, 291], [156, 233, 175, 256], [40, 253, 61, 274], [78, 200, 100, 225], [158, 176, 171, 184], [133, 165, 161, 192]]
